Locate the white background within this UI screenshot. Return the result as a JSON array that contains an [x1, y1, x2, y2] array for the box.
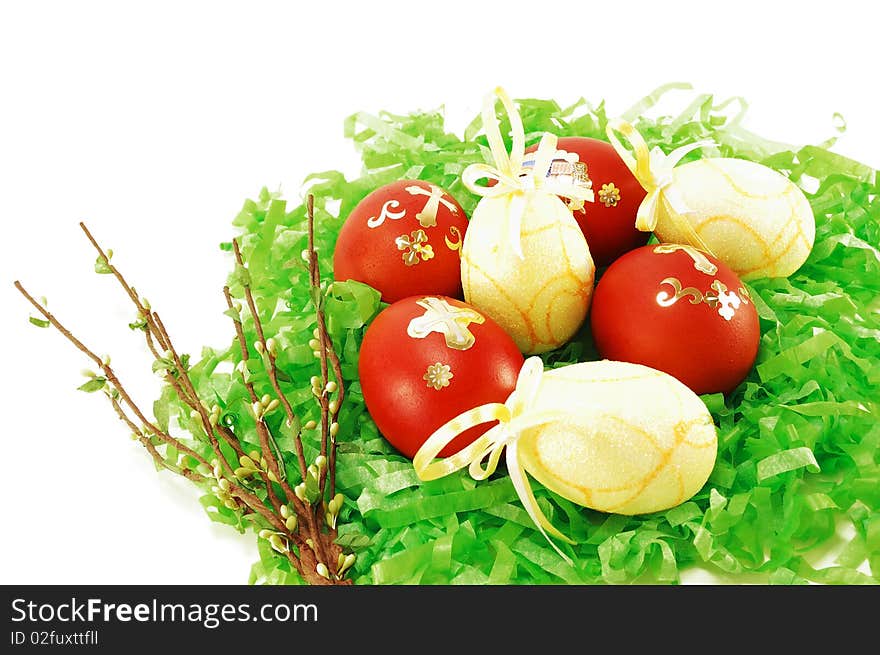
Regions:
[[1, 0, 877, 584]]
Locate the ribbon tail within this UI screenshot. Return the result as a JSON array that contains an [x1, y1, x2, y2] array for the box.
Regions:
[[506, 193, 527, 259], [467, 424, 507, 480], [505, 442, 575, 565], [481, 89, 511, 174], [606, 119, 651, 183], [656, 191, 717, 257], [413, 403, 510, 481], [635, 189, 661, 232], [665, 139, 715, 168]]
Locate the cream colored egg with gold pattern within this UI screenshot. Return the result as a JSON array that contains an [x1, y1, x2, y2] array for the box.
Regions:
[[654, 158, 815, 280], [461, 191, 594, 355], [517, 360, 717, 515]]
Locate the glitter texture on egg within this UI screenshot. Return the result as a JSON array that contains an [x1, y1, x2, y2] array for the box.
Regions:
[[654, 158, 815, 280], [517, 360, 717, 515], [461, 191, 594, 355]]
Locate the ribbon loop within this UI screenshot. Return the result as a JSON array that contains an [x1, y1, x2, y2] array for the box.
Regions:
[[606, 118, 716, 255], [413, 356, 575, 562], [462, 88, 594, 260]]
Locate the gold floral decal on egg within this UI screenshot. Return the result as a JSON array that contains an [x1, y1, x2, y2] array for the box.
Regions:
[[407, 297, 485, 350], [598, 182, 621, 207], [395, 229, 434, 266], [653, 244, 718, 275], [704, 280, 743, 321], [404, 184, 459, 228], [656, 278, 746, 321], [445, 225, 463, 252], [423, 362, 453, 390]]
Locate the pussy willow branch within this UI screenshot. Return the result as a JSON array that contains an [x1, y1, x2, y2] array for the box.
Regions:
[[13, 281, 210, 469], [229, 215, 343, 574], [150, 312, 237, 479], [81, 223, 210, 422], [88, 220, 335, 581], [16, 214, 353, 584], [231, 240, 309, 483], [84, 229, 231, 478], [107, 393, 206, 483], [221, 283, 288, 523], [80, 225, 268, 487], [309, 200, 345, 498], [306, 195, 346, 500], [16, 277, 323, 582], [79, 223, 170, 358], [221, 283, 324, 561]]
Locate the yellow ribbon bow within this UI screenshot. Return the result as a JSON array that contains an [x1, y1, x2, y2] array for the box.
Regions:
[[606, 118, 716, 255], [413, 356, 575, 562], [461, 87, 594, 260]]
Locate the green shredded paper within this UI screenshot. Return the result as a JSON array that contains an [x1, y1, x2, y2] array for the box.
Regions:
[[160, 85, 879, 584]]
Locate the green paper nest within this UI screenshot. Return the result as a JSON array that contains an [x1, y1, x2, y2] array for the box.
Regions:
[[164, 85, 880, 585]]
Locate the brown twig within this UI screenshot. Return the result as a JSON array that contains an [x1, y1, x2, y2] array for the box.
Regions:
[[16, 208, 354, 585], [108, 395, 206, 484], [14, 281, 211, 470], [79, 222, 170, 356], [221, 283, 331, 572], [150, 312, 239, 479], [80, 226, 251, 472], [306, 196, 346, 500], [306, 197, 332, 466], [230, 243, 309, 481]]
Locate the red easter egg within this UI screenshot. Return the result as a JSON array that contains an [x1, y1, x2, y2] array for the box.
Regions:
[[333, 180, 469, 303], [590, 244, 760, 394], [525, 136, 648, 266], [359, 295, 524, 459]]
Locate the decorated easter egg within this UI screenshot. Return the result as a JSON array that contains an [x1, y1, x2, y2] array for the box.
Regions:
[[359, 295, 524, 459], [461, 191, 594, 355], [525, 136, 648, 266], [652, 158, 815, 280], [590, 243, 760, 394], [517, 359, 717, 515], [415, 356, 717, 537], [333, 180, 469, 303]]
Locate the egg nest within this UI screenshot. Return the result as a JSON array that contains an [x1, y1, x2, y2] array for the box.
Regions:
[[164, 85, 880, 584]]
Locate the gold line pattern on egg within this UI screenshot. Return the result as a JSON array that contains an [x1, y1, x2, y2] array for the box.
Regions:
[[696, 214, 773, 262], [704, 159, 789, 200], [544, 278, 591, 344], [519, 222, 559, 239], [733, 204, 811, 276], [680, 161, 814, 278], [672, 470, 687, 506], [525, 411, 713, 514], [532, 416, 665, 494], [461, 253, 541, 351], [463, 247, 590, 352], [675, 416, 716, 448], [555, 221, 593, 280]]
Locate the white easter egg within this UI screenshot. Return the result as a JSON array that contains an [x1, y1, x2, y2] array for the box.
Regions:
[[518, 360, 717, 515], [461, 191, 594, 355], [655, 158, 815, 280]]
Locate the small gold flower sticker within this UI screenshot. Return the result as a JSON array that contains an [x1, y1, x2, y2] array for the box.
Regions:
[[395, 229, 434, 266], [598, 182, 621, 207], [423, 362, 453, 390]]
